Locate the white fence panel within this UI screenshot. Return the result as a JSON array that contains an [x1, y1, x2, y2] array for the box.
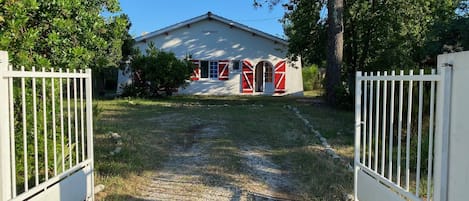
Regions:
[[354, 67, 450, 201], [0, 51, 94, 201]]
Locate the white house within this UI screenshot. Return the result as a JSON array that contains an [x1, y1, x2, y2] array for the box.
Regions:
[[117, 12, 303, 96]]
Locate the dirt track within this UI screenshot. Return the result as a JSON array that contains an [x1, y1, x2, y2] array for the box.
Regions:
[[138, 117, 299, 201]]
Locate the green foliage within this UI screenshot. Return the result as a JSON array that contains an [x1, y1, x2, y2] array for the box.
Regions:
[[123, 43, 194, 97], [275, 0, 468, 107], [334, 84, 353, 110], [422, 15, 469, 62], [343, 0, 454, 71], [11, 78, 81, 193], [258, 0, 468, 106], [0, 0, 131, 191], [282, 0, 327, 64], [0, 0, 129, 70], [302, 64, 322, 91], [120, 82, 150, 98], [282, 0, 462, 71]]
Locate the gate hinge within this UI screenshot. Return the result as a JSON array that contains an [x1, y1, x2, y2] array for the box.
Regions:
[[442, 63, 453, 68]]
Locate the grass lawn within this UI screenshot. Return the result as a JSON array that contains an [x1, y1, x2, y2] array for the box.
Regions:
[[93, 94, 354, 200], [294, 103, 355, 163]]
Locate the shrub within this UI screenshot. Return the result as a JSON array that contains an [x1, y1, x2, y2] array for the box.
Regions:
[[126, 42, 193, 97], [302, 64, 323, 91]]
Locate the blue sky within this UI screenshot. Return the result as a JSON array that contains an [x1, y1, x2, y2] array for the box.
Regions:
[[118, 0, 287, 38]]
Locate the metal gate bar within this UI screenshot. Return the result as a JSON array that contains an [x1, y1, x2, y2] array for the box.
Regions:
[[0, 51, 94, 201], [354, 67, 450, 201]]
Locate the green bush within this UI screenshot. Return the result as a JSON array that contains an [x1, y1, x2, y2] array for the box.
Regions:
[[302, 64, 322, 91], [125, 42, 193, 97]]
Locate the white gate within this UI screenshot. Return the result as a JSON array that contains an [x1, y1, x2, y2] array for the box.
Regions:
[[354, 66, 452, 201], [0, 51, 94, 200]]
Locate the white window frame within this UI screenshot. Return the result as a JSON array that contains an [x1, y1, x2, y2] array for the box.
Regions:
[[199, 60, 219, 80], [209, 61, 218, 80]]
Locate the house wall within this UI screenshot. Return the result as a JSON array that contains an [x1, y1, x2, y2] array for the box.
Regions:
[[284, 59, 303, 96], [121, 18, 303, 96], [178, 73, 242, 95]]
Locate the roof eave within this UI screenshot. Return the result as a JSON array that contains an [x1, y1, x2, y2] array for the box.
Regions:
[[134, 12, 288, 46], [208, 14, 288, 45], [134, 14, 207, 42]]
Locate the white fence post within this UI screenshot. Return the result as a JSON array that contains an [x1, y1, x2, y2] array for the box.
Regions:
[[354, 71, 362, 201], [433, 63, 452, 201], [0, 50, 12, 200], [85, 69, 95, 200]]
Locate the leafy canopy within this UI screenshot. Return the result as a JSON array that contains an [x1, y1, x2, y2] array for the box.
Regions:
[[282, 0, 466, 72], [257, 0, 468, 108], [0, 0, 129, 69]]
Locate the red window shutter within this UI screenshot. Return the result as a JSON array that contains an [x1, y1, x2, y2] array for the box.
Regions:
[[190, 60, 200, 81], [242, 60, 254, 93], [218, 60, 229, 80], [274, 60, 286, 93]]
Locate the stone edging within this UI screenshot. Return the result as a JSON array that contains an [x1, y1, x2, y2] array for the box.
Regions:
[[94, 131, 124, 195], [285, 105, 353, 172], [109, 132, 123, 155], [285, 105, 354, 201]]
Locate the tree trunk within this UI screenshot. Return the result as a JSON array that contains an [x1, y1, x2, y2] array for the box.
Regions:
[[326, 0, 344, 105]]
